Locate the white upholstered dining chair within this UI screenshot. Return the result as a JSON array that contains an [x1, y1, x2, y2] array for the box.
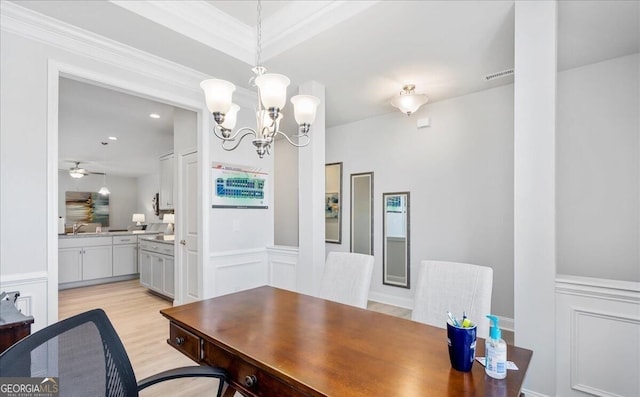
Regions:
[[319, 251, 375, 309], [411, 260, 493, 338]]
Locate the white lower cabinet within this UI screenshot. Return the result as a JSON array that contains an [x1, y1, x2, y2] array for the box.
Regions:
[[58, 247, 82, 283], [58, 236, 113, 284], [112, 236, 138, 276], [139, 251, 152, 288], [163, 256, 175, 297], [81, 246, 113, 280], [59, 234, 149, 288], [139, 239, 174, 299]]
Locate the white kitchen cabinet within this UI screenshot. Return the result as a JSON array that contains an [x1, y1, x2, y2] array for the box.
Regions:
[[159, 153, 174, 210], [139, 239, 174, 299], [82, 246, 113, 280], [163, 256, 175, 297], [112, 236, 138, 276], [139, 250, 152, 288], [58, 248, 82, 283], [58, 236, 113, 285], [151, 255, 164, 292]]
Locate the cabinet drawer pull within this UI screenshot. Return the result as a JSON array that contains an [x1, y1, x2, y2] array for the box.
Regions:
[[175, 336, 185, 346], [244, 375, 257, 388]]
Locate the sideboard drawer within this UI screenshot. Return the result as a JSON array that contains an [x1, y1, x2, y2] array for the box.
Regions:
[[168, 323, 201, 362], [203, 342, 308, 397]]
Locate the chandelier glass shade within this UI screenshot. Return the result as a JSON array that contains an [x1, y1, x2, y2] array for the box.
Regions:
[[391, 84, 429, 116], [200, 0, 320, 158], [201, 71, 320, 158]]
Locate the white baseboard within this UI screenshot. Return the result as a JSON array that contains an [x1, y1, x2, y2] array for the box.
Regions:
[[521, 388, 551, 397], [368, 291, 414, 310]]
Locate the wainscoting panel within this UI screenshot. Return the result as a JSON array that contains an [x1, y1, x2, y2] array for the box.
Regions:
[[0, 272, 49, 333], [267, 246, 298, 291], [556, 275, 640, 397], [210, 249, 268, 297]]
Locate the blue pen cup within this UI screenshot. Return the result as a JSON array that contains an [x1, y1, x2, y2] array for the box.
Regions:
[[447, 322, 477, 372]]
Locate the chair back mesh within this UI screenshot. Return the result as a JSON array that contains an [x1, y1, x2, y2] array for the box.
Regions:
[[0, 309, 138, 397]]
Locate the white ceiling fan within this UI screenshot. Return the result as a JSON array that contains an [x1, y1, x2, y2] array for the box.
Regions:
[[62, 161, 105, 179]]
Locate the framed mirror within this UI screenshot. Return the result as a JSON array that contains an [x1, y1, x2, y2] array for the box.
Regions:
[[350, 172, 373, 255], [325, 162, 342, 243], [383, 192, 410, 288]]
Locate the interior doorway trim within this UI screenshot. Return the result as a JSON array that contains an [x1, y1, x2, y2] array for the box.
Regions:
[[47, 59, 210, 323]]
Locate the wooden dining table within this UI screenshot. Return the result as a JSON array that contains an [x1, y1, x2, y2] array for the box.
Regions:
[[161, 286, 532, 397]]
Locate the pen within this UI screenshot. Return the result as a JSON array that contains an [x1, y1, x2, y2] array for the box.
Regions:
[[447, 311, 460, 327]]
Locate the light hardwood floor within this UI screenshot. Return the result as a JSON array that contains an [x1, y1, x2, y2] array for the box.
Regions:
[[59, 280, 216, 396]]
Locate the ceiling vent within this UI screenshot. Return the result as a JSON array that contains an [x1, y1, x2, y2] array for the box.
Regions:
[[484, 69, 514, 81]]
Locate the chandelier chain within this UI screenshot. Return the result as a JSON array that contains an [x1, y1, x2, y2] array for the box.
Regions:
[[255, 0, 262, 68]]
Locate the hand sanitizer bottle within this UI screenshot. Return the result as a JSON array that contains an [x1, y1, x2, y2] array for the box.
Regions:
[[485, 314, 507, 379]]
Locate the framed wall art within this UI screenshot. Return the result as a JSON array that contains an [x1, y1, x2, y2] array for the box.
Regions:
[[211, 163, 269, 209]]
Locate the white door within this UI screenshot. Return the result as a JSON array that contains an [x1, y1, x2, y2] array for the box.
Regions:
[[178, 150, 199, 302]]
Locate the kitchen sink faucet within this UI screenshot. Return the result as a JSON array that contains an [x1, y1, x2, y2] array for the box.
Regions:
[[72, 223, 88, 235]]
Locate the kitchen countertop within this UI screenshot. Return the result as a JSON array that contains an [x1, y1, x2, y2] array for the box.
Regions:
[[139, 235, 175, 245], [58, 231, 160, 239]]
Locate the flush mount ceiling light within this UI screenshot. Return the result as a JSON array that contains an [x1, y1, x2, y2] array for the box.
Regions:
[[149, 113, 160, 119], [200, 0, 320, 158], [391, 84, 429, 116]]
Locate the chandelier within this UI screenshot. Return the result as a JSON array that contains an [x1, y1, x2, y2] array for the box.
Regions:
[[200, 0, 320, 158]]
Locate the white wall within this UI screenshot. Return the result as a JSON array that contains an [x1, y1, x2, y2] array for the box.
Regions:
[[326, 84, 515, 317], [274, 139, 299, 246], [58, 171, 138, 230], [137, 172, 161, 224], [557, 53, 640, 281], [208, 107, 275, 254]]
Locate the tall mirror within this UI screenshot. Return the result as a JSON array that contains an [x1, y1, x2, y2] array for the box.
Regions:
[[350, 172, 373, 254], [383, 192, 410, 288], [325, 162, 342, 243]]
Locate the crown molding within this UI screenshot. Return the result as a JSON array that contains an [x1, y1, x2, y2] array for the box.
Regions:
[[109, 0, 378, 64], [261, 1, 378, 61], [110, 0, 255, 65], [0, 1, 256, 108]]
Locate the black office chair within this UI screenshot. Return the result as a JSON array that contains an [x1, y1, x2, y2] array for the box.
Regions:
[[0, 309, 227, 396]]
